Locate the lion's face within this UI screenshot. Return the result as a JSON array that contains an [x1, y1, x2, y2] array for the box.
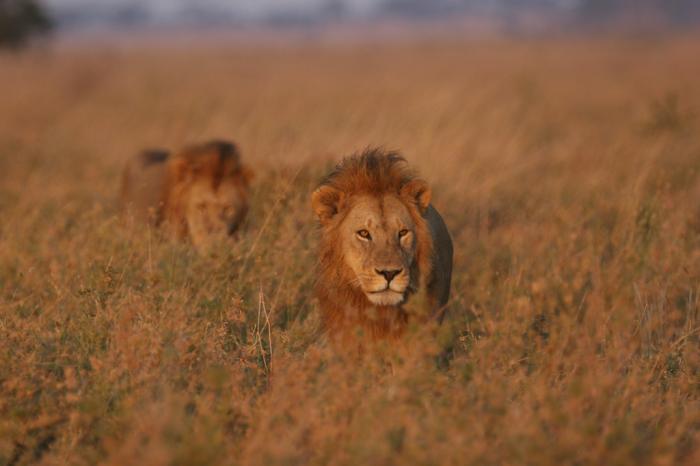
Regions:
[[184, 179, 248, 248], [312, 150, 448, 340], [337, 194, 417, 306]]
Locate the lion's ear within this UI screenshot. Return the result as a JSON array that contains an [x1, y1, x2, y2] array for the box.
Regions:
[[312, 185, 345, 224], [401, 179, 431, 213]]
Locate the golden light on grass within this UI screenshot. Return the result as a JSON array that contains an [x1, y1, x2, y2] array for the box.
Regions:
[[0, 37, 699, 465]]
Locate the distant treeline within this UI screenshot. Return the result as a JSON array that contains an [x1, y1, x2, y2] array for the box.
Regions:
[[0, 0, 51, 48], [46, 0, 700, 29], [573, 0, 700, 26], [381, 0, 700, 27], [3, 0, 700, 46]]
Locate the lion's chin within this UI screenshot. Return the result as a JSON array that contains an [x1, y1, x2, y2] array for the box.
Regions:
[[366, 290, 405, 306]]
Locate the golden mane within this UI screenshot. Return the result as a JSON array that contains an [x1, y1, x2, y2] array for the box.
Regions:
[[168, 140, 244, 190], [163, 140, 250, 238], [120, 139, 253, 250], [313, 148, 436, 340], [318, 148, 418, 199]]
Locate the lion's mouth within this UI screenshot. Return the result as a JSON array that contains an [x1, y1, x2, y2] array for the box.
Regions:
[[366, 289, 405, 306]]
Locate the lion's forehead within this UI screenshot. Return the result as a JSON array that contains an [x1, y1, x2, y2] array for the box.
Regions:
[[188, 181, 244, 205], [345, 194, 414, 231], [381, 196, 414, 227]]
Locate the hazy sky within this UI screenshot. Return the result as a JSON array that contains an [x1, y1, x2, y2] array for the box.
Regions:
[[44, 0, 381, 19]]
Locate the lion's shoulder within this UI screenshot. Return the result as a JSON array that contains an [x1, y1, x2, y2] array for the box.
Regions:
[[120, 149, 170, 222], [424, 204, 453, 315]]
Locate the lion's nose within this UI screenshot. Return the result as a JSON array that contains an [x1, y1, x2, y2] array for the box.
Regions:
[[376, 268, 402, 283]]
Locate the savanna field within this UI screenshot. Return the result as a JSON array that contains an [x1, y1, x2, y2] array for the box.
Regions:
[[0, 36, 699, 465]]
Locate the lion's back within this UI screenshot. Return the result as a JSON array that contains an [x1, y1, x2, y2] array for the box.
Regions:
[[120, 149, 170, 223], [425, 204, 453, 317]]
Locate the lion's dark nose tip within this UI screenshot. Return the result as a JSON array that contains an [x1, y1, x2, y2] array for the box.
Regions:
[[228, 222, 239, 236], [376, 268, 402, 283]]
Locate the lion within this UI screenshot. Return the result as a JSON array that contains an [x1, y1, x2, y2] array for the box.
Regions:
[[120, 140, 253, 250], [311, 148, 453, 341]]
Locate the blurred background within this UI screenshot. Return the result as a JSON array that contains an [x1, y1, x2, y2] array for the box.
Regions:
[[3, 0, 700, 48]]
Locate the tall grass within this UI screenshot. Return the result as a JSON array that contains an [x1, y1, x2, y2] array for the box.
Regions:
[[0, 37, 698, 465]]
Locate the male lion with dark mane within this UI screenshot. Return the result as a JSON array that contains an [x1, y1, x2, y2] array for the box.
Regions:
[[120, 140, 253, 251], [312, 148, 453, 341]]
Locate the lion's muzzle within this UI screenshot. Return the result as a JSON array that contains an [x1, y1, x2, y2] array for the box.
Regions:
[[363, 267, 409, 305], [375, 268, 402, 284]]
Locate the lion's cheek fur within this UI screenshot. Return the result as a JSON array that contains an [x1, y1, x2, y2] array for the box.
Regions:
[[316, 230, 423, 340]]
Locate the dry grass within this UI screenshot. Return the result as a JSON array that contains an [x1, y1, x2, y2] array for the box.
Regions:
[[0, 36, 699, 465]]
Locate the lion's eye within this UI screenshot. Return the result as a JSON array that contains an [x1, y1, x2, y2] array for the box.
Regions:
[[398, 229, 409, 238], [356, 229, 371, 240]]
